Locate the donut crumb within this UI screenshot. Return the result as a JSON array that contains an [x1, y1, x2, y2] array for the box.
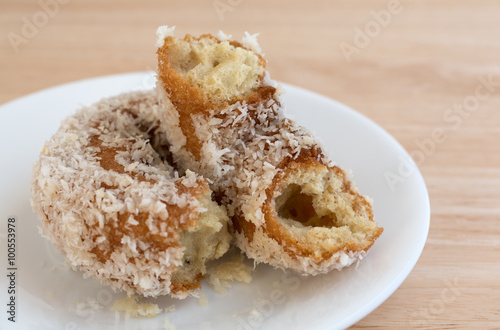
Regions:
[[207, 254, 253, 293], [197, 293, 208, 307], [110, 295, 162, 318]]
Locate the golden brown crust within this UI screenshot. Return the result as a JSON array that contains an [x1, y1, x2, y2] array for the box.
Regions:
[[89, 135, 152, 184], [157, 39, 213, 159], [169, 273, 204, 295]]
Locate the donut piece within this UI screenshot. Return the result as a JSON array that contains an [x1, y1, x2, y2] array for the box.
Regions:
[[31, 91, 232, 298], [156, 28, 383, 275]]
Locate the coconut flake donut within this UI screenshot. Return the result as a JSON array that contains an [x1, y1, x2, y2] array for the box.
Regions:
[[156, 27, 383, 275], [31, 90, 232, 298]]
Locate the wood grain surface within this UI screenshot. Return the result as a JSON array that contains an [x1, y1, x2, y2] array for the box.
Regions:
[[1, 0, 499, 328]]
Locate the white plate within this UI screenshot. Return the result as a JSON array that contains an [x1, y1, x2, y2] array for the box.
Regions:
[[0, 72, 429, 330]]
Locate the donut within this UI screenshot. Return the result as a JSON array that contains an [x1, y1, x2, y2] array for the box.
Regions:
[[31, 90, 232, 298], [155, 27, 383, 275]]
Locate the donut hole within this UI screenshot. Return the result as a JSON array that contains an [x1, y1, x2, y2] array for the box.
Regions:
[[165, 37, 264, 104], [276, 184, 337, 228]]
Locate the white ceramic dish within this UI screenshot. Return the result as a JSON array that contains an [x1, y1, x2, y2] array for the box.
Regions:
[[0, 72, 429, 330]]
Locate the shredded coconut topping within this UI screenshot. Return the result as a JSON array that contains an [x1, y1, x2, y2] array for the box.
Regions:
[[31, 90, 231, 298], [216, 30, 232, 41], [156, 25, 176, 48], [241, 32, 262, 55]]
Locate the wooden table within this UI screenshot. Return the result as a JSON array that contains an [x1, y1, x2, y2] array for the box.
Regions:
[[1, 0, 499, 328]]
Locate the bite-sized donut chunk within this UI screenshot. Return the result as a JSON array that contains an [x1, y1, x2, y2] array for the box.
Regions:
[[156, 27, 383, 275], [31, 91, 232, 298]]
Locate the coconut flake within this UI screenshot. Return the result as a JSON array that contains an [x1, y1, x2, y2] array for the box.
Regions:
[[241, 32, 262, 54], [156, 26, 176, 48]]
